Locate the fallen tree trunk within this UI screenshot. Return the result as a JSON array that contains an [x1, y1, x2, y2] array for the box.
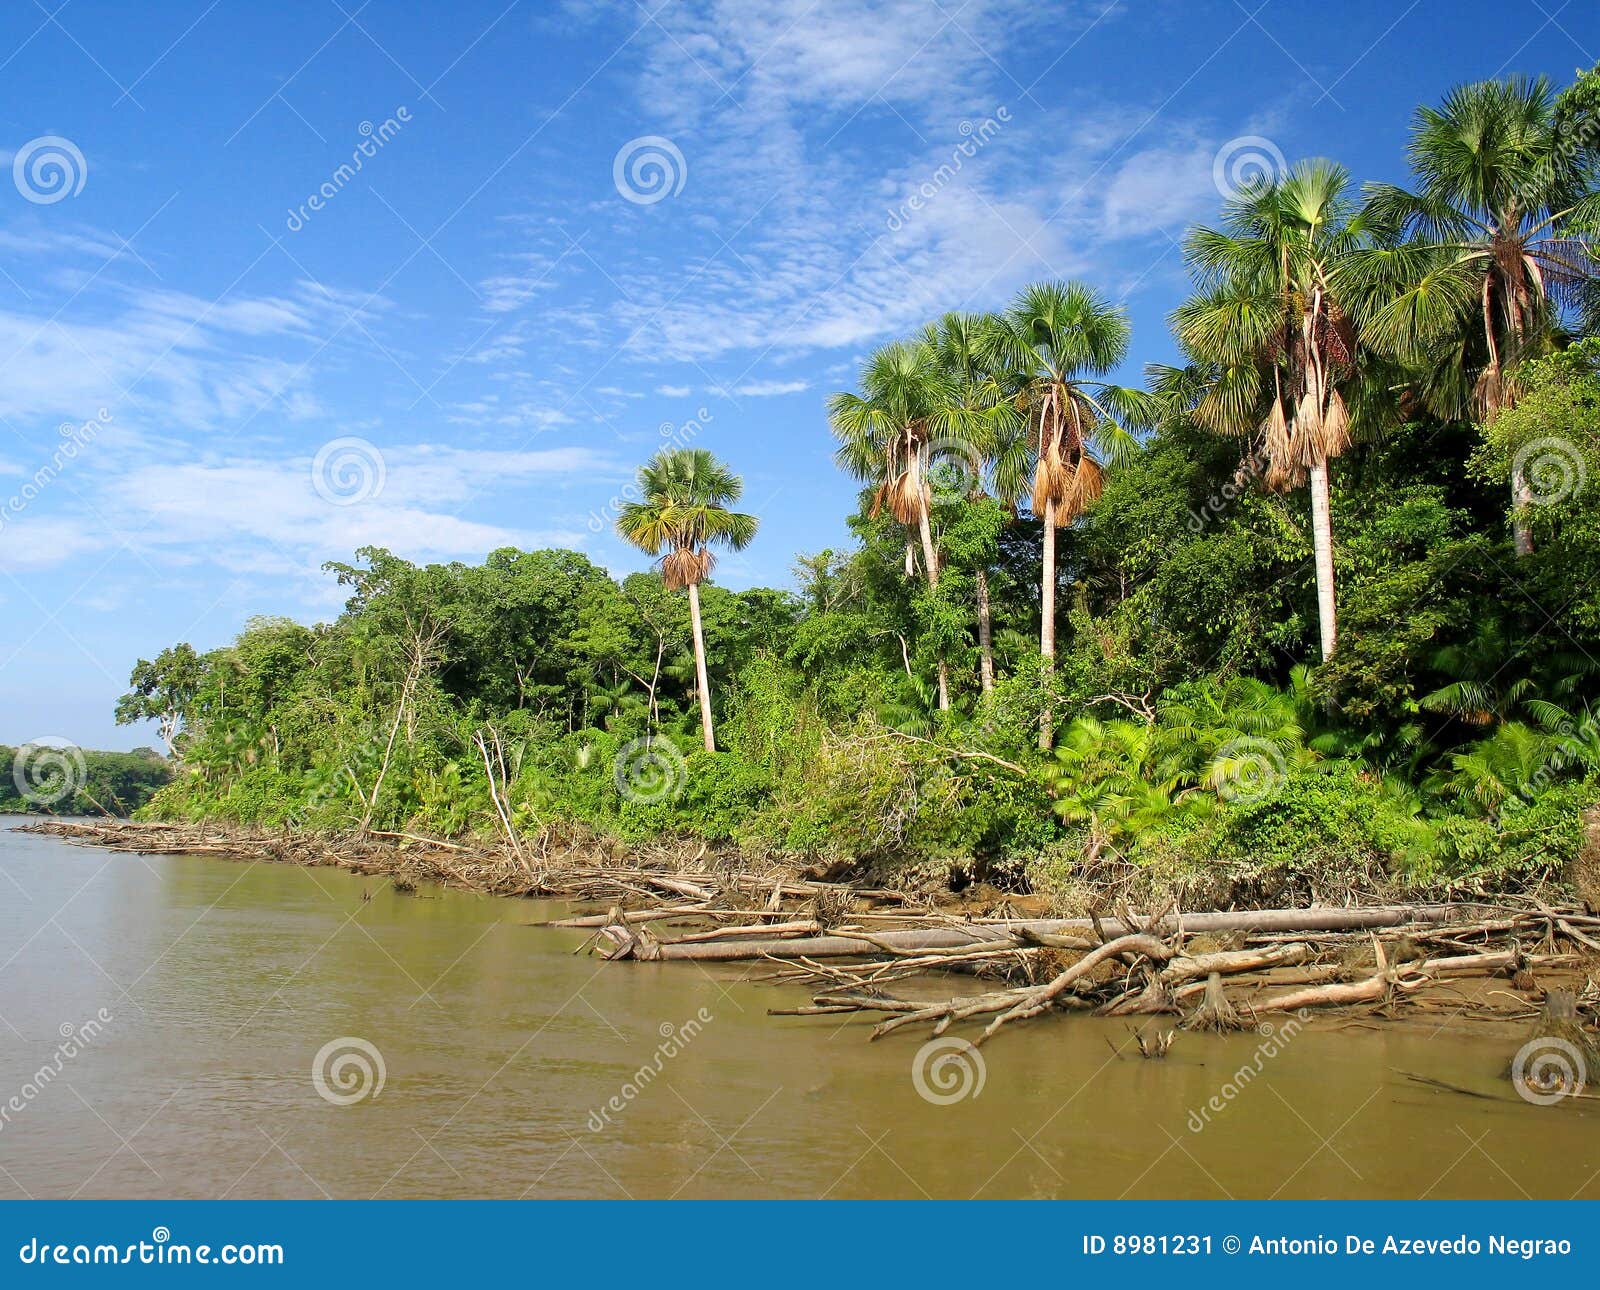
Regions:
[[1249, 973, 1398, 1013], [1160, 942, 1312, 984], [541, 906, 715, 928], [602, 904, 1479, 961], [673, 919, 823, 944], [601, 924, 1000, 961]]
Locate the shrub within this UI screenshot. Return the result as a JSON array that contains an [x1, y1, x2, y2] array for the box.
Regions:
[[1201, 764, 1430, 867]]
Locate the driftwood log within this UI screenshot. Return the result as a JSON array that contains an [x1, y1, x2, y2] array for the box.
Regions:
[[599, 904, 1481, 961]]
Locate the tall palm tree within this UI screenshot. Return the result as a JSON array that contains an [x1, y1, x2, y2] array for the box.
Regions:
[[1172, 159, 1371, 662], [923, 311, 1021, 696], [616, 448, 757, 752], [1347, 76, 1600, 554], [830, 339, 968, 710], [986, 281, 1146, 747]]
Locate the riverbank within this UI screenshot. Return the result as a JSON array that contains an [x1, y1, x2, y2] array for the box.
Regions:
[[19, 818, 1600, 1067], [16, 816, 902, 908]]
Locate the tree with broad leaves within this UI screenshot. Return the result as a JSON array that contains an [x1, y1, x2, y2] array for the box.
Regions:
[[115, 643, 204, 757]]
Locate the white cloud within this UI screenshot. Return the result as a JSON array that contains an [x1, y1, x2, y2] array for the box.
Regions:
[[478, 249, 567, 314], [615, 175, 1089, 362], [0, 223, 141, 262], [0, 443, 620, 578], [0, 3, 1262, 602], [444, 391, 575, 431], [0, 275, 398, 431], [634, 0, 1051, 122], [725, 379, 809, 397], [1099, 142, 1219, 239], [0, 517, 105, 568]]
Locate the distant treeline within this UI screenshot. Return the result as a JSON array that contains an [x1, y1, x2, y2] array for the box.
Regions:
[[0, 745, 173, 817]]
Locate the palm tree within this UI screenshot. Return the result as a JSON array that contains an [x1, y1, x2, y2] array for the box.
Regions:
[[1157, 674, 1317, 795], [923, 311, 1022, 696], [830, 340, 969, 710], [1347, 76, 1600, 554], [1049, 716, 1207, 855], [1433, 722, 1558, 817], [1171, 159, 1371, 661], [616, 448, 758, 752], [986, 281, 1146, 747], [1418, 621, 1533, 728]]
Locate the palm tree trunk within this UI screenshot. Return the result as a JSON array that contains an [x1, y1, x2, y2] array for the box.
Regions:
[[916, 497, 940, 588], [975, 565, 995, 696], [686, 581, 716, 752], [915, 489, 951, 712], [1483, 276, 1533, 556], [1309, 462, 1337, 660], [1039, 498, 1057, 750], [1512, 474, 1535, 556]]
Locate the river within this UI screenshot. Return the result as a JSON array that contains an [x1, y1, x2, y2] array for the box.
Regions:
[[0, 820, 1594, 1199]]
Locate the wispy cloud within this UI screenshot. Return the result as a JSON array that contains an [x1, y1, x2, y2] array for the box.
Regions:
[[1, 443, 618, 578], [529, 1, 1227, 370], [721, 379, 810, 397]]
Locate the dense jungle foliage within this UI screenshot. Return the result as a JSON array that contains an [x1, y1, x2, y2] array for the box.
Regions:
[[123, 70, 1600, 903]]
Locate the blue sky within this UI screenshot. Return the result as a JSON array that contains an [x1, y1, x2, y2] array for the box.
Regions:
[[0, 0, 1595, 749]]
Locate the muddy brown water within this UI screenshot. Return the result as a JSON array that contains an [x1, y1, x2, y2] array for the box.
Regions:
[[1, 820, 1595, 1199]]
